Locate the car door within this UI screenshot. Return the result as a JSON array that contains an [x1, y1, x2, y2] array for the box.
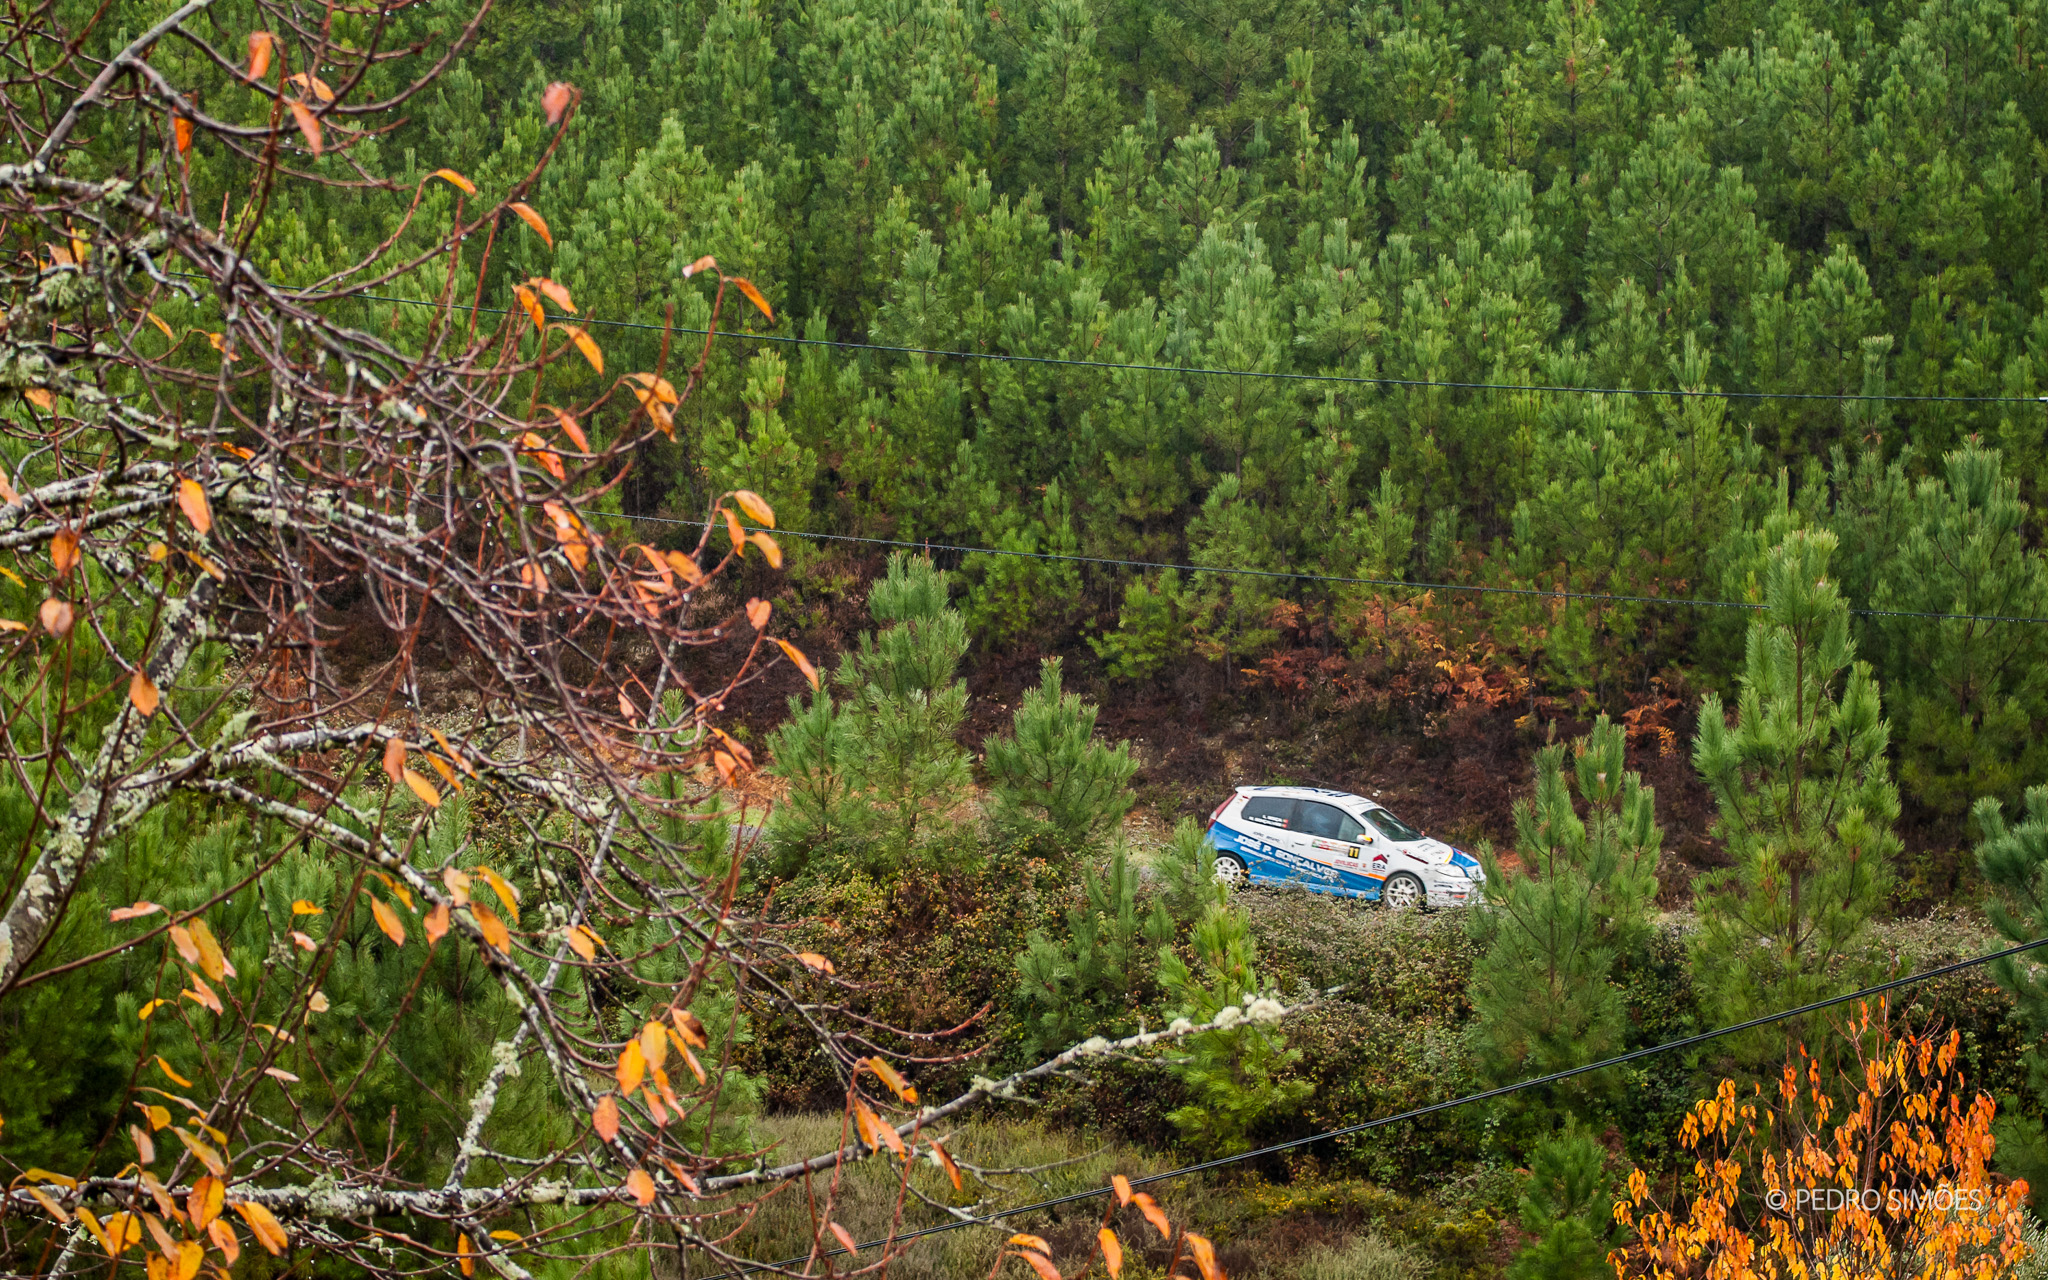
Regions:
[[1292, 800, 1377, 896], [1230, 795, 1299, 883]]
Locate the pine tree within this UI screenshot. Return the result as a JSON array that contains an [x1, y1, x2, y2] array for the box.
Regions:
[[1689, 529, 1899, 1058], [982, 657, 1139, 847], [1973, 786, 2048, 1203], [1469, 716, 1660, 1100], [1015, 841, 1152, 1055], [1507, 1127, 1622, 1280]]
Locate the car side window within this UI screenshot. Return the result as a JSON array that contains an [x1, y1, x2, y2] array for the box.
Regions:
[[1334, 811, 1369, 843], [1365, 808, 1423, 842], [1294, 801, 1348, 839], [1240, 797, 1296, 829]]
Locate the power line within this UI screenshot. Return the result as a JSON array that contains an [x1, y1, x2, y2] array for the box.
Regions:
[[616, 511, 2048, 627], [332, 284, 2044, 407], [711, 932, 2048, 1280]]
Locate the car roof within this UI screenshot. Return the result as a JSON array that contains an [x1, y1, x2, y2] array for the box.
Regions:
[[1237, 784, 1381, 807]]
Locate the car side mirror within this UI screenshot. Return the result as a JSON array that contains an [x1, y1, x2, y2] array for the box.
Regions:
[[1362, 835, 1374, 843]]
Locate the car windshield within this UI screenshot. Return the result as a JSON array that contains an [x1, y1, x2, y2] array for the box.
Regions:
[[1364, 808, 1423, 842]]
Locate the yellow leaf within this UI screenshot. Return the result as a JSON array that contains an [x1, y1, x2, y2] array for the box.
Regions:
[[625, 371, 679, 405], [473, 902, 512, 952], [474, 866, 521, 922], [561, 324, 602, 373], [681, 254, 717, 278], [627, 1169, 656, 1206], [0, 618, 24, 633], [23, 387, 53, 410], [245, 32, 273, 80], [458, 1233, 475, 1277], [174, 1128, 226, 1177], [750, 530, 784, 568], [429, 168, 476, 194], [137, 999, 166, 1019], [664, 550, 706, 587], [402, 767, 441, 807], [864, 1057, 917, 1104], [593, 1093, 620, 1141], [423, 902, 450, 944], [291, 900, 323, 916], [429, 726, 474, 776], [776, 638, 821, 690], [1008, 1235, 1051, 1254], [490, 1230, 522, 1243], [640, 1020, 669, 1072], [795, 952, 835, 975], [156, 1056, 192, 1087], [177, 477, 212, 534], [728, 276, 775, 324], [104, 1209, 143, 1256], [187, 1175, 224, 1230], [616, 1039, 646, 1094], [184, 550, 224, 580], [137, 1103, 171, 1131], [370, 898, 406, 947], [509, 202, 553, 248], [25, 1186, 70, 1223], [1098, 1227, 1123, 1277], [24, 1167, 78, 1188], [38, 598, 72, 635], [77, 1205, 114, 1255], [186, 918, 228, 981], [565, 924, 598, 960], [732, 489, 776, 527], [144, 312, 174, 342], [513, 284, 545, 333], [232, 1201, 287, 1255], [287, 100, 322, 157], [308, 991, 329, 1013]]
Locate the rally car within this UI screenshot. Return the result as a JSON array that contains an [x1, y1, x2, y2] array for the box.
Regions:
[[1204, 785, 1485, 909]]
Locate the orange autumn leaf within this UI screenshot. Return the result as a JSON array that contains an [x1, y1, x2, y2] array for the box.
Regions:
[[561, 325, 601, 374], [110, 901, 162, 922], [51, 528, 79, 576], [472, 902, 511, 952], [776, 638, 821, 689], [669, 1007, 707, 1048], [1008, 1235, 1051, 1254], [176, 478, 212, 534], [245, 31, 273, 80], [626, 1168, 656, 1206], [129, 668, 160, 717], [370, 897, 406, 947], [593, 1093, 620, 1141], [681, 254, 717, 278], [458, 1232, 475, 1277], [746, 598, 771, 631], [287, 100, 322, 156], [1098, 1228, 1123, 1278], [565, 923, 601, 960], [429, 168, 476, 194], [187, 1176, 224, 1230], [1011, 1248, 1061, 1280], [382, 735, 406, 785], [423, 902, 450, 944], [1186, 1232, 1223, 1280], [829, 1222, 860, 1255], [1133, 1193, 1170, 1240], [1111, 1175, 1132, 1207], [186, 918, 229, 981], [749, 530, 784, 568], [474, 866, 521, 922], [233, 1201, 287, 1255], [173, 116, 194, 154], [512, 285, 545, 333], [931, 1138, 962, 1190], [615, 1039, 646, 1094], [509, 202, 552, 248], [864, 1057, 916, 1104], [795, 952, 835, 974], [533, 278, 576, 313], [542, 81, 575, 126], [548, 407, 589, 451], [728, 276, 775, 324]]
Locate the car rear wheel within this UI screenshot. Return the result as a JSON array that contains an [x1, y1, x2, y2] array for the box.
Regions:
[[1380, 872, 1424, 911], [1213, 853, 1249, 889]]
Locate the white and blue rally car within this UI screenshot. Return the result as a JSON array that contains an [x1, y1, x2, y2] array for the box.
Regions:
[[1205, 785, 1485, 909]]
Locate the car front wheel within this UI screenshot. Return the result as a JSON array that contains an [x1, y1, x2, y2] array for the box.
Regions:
[[1380, 872, 1424, 911], [1213, 853, 1249, 889]]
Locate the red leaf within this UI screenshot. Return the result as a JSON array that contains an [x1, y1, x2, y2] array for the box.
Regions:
[[542, 81, 575, 125]]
